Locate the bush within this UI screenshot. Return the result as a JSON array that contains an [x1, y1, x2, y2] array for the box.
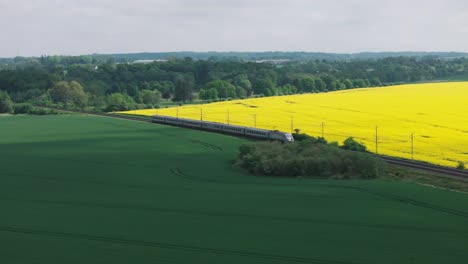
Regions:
[[13, 103, 34, 114], [105, 93, 135, 112], [292, 129, 328, 144], [292, 132, 313, 141], [28, 108, 59, 115], [237, 141, 385, 179], [457, 162, 465, 170], [341, 137, 367, 152], [11, 102, 59, 115]]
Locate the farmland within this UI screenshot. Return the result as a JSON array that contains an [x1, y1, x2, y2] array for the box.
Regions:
[[1, 115, 468, 264], [123, 82, 468, 167]]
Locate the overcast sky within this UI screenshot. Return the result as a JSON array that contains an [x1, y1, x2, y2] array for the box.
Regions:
[[1, 0, 468, 57]]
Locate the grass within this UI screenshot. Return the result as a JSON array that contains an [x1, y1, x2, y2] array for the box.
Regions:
[[1, 115, 467, 264], [385, 165, 468, 193]]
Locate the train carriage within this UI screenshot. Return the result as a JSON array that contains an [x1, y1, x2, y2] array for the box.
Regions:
[[151, 115, 293, 143]]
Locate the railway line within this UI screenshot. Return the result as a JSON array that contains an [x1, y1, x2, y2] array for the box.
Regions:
[[380, 156, 468, 181], [43, 107, 468, 181]]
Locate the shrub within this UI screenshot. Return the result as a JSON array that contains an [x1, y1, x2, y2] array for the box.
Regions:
[[292, 133, 313, 141], [292, 129, 328, 144], [105, 93, 135, 112], [341, 137, 367, 152], [237, 141, 385, 179], [28, 108, 59, 115], [457, 162, 465, 170], [13, 103, 34, 114]]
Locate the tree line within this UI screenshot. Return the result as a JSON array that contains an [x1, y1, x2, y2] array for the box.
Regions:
[[1, 56, 468, 112]]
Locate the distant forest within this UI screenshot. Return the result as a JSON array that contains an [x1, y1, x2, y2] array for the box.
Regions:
[[2, 51, 468, 65], [0, 52, 468, 113]]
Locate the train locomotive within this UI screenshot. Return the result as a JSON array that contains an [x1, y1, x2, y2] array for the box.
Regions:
[[151, 115, 294, 143]]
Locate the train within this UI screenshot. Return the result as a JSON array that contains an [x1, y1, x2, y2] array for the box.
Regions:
[[151, 115, 294, 143]]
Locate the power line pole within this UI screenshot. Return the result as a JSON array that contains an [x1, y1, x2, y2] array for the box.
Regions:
[[321, 122, 325, 138], [411, 133, 414, 160], [176, 107, 179, 119], [227, 109, 230, 125], [200, 108, 203, 121], [375, 126, 378, 154], [254, 114, 257, 128], [290, 115, 294, 133]]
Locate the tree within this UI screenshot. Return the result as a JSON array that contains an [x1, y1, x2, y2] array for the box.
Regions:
[[233, 74, 253, 95], [343, 79, 354, 89], [301, 77, 316, 92], [235, 86, 247, 98], [314, 78, 326, 91], [105, 93, 135, 111], [140, 89, 161, 105], [257, 69, 278, 85], [199, 89, 207, 100], [48, 81, 87, 108], [253, 78, 274, 95], [352, 79, 367, 88], [49, 81, 71, 104], [0, 90, 13, 113], [204, 80, 236, 98], [265, 88, 275, 96], [151, 81, 174, 99], [291, 77, 304, 92], [207, 88, 218, 100], [280, 84, 297, 94], [335, 80, 346, 90], [173, 75, 194, 102], [200, 88, 219, 100], [369, 77, 382, 87], [69, 81, 88, 109], [321, 75, 337, 91]]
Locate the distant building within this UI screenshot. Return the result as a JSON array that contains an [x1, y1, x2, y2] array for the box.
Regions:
[[132, 59, 168, 64], [254, 59, 292, 64]]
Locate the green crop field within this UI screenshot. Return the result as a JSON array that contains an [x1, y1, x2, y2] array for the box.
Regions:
[[1, 115, 467, 264]]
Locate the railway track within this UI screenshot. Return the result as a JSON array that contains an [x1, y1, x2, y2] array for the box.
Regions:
[[380, 156, 468, 181], [45, 107, 468, 181], [43, 107, 153, 123]]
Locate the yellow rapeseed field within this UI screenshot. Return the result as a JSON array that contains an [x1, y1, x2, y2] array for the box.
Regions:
[[120, 82, 468, 167]]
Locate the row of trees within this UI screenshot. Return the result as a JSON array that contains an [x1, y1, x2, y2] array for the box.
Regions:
[[4, 52, 465, 69], [1, 56, 468, 111], [0, 90, 59, 115]]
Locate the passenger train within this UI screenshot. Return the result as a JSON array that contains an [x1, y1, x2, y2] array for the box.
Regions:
[[151, 115, 294, 143]]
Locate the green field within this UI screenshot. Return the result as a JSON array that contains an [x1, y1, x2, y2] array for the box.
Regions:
[[1, 115, 467, 264]]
